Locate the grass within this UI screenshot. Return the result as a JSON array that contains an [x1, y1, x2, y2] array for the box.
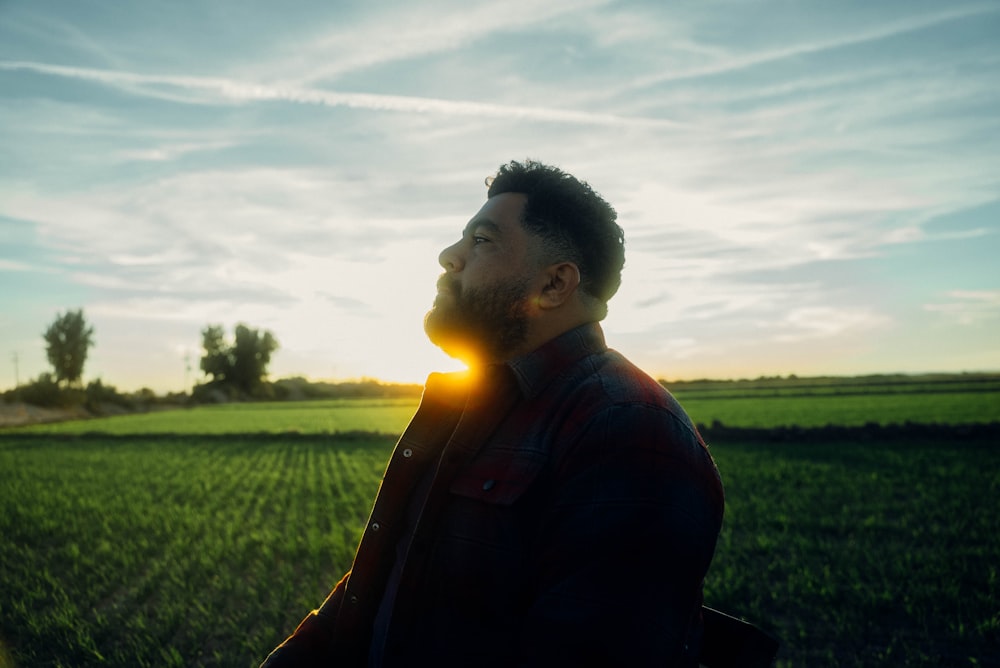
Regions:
[[0, 434, 393, 668], [666, 372, 1000, 396], [1, 429, 997, 667], [4, 399, 419, 436], [706, 435, 999, 666], [1, 377, 998, 666], [679, 390, 999, 428], [5, 386, 998, 436]]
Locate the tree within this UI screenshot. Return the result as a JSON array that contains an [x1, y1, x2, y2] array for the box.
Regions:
[[230, 324, 279, 394], [43, 309, 95, 386], [200, 325, 230, 382], [198, 323, 279, 396]]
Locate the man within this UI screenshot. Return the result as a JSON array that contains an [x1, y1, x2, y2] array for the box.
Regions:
[[261, 160, 725, 667]]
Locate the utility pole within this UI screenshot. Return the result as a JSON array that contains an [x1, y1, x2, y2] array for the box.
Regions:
[[11, 352, 18, 387]]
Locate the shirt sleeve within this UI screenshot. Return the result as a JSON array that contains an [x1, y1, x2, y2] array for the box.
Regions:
[[518, 402, 724, 667], [259, 572, 349, 668]]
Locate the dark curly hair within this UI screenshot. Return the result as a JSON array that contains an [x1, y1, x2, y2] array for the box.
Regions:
[[486, 160, 625, 314]]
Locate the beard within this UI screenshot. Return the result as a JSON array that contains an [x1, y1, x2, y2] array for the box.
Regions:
[[424, 274, 532, 364]]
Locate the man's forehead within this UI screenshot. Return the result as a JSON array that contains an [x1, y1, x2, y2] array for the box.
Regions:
[[467, 192, 526, 230], [464, 218, 503, 236]]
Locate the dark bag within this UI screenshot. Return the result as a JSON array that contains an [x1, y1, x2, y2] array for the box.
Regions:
[[697, 607, 780, 668]]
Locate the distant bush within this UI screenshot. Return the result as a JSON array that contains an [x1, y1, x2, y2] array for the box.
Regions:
[[2, 376, 145, 415], [191, 378, 278, 403], [272, 377, 422, 401], [190, 381, 237, 404], [84, 379, 133, 413], [4, 373, 82, 408], [188, 377, 423, 404]]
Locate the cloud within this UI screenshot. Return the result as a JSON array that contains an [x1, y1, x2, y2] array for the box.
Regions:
[[924, 290, 1000, 325], [614, 176, 935, 279], [1, 2, 997, 388], [624, 4, 1000, 90], [268, 0, 612, 86], [0, 258, 41, 272], [1, 168, 412, 325], [0, 60, 686, 130], [115, 141, 235, 163], [317, 292, 375, 316], [772, 306, 890, 343]]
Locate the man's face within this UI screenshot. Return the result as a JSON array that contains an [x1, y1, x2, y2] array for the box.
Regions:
[[424, 192, 540, 363]]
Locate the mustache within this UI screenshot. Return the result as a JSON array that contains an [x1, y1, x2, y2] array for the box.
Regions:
[[436, 274, 461, 296]]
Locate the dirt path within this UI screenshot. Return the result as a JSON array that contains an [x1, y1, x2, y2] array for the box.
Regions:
[[0, 402, 90, 428]]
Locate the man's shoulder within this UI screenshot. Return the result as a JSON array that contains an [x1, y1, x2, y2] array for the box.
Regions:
[[574, 348, 670, 405], [561, 347, 701, 432]]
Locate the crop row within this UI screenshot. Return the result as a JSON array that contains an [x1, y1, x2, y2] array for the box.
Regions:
[[664, 372, 1000, 394], [0, 436, 391, 667], [7, 387, 999, 437], [681, 390, 999, 428], [2, 430, 998, 666]]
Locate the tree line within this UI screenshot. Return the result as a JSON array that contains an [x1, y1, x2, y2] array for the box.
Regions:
[[194, 323, 279, 401], [4, 309, 281, 409]]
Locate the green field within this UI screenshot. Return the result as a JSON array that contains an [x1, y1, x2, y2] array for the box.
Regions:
[[2, 381, 999, 667], [0, 434, 390, 668], [5, 398, 420, 436], [7, 381, 999, 436]]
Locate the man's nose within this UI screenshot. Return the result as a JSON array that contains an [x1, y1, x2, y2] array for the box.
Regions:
[[438, 240, 464, 272]]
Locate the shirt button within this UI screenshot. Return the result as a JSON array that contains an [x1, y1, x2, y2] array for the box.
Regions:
[[482, 479, 496, 491], [371, 521, 381, 532], [349, 595, 359, 604], [402, 448, 413, 458]]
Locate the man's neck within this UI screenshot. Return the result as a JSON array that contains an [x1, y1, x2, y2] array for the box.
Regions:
[[495, 312, 597, 366]]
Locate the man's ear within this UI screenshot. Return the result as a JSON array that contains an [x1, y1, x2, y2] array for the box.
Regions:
[[537, 262, 581, 309]]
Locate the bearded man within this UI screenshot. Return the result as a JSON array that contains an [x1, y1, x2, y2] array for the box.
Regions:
[[261, 160, 725, 667]]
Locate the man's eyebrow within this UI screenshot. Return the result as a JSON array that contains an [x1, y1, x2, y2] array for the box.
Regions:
[[463, 219, 502, 237]]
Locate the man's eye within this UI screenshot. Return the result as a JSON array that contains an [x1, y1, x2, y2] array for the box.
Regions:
[[472, 235, 490, 244]]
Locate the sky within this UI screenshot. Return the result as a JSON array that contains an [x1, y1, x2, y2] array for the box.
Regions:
[[1, 0, 998, 394]]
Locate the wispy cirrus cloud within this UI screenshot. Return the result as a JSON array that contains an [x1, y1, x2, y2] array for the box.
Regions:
[[773, 306, 891, 343], [0, 60, 685, 130], [268, 0, 612, 86], [1, 1, 997, 389], [115, 140, 235, 163], [924, 290, 1000, 325], [0, 258, 38, 272], [625, 4, 1000, 89]]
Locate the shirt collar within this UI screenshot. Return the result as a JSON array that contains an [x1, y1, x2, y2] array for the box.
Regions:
[[503, 322, 607, 400]]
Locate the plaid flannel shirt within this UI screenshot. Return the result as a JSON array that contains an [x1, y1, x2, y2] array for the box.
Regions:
[[261, 322, 724, 667]]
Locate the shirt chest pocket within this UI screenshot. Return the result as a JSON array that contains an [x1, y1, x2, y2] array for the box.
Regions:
[[433, 446, 548, 562], [428, 448, 548, 605], [448, 446, 548, 506]]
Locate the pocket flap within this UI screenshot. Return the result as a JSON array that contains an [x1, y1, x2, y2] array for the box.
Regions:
[[449, 446, 547, 505]]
